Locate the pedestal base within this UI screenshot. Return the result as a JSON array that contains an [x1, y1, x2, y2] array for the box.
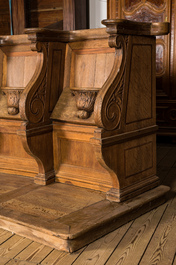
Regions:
[[0, 174, 170, 252]]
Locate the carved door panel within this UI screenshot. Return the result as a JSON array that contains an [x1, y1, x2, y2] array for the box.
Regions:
[[108, 0, 176, 138]]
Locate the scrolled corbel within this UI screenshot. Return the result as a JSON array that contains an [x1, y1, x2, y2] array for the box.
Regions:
[[18, 36, 55, 185], [94, 31, 128, 131], [19, 41, 48, 124]]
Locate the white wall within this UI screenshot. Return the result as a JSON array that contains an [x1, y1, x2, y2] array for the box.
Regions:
[[89, 0, 107, 29]]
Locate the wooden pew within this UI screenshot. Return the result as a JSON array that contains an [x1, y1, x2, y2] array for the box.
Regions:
[[0, 20, 170, 252], [0, 32, 66, 183], [0, 20, 168, 197], [51, 19, 170, 202], [0, 35, 39, 177]]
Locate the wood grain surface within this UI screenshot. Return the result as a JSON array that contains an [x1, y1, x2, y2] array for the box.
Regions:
[[0, 143, 175, 264]]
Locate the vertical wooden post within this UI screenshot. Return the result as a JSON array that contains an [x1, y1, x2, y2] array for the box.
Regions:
[[11, 0, 26, 34], [107, 0, 117, 19], [75, 0, 89, 29], [63, 0, 89, 30], [63, 0, 75, 30]]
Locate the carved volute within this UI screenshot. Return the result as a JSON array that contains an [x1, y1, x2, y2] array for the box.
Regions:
[[19, 41, 48, 125], [94, 33, 128, 131]]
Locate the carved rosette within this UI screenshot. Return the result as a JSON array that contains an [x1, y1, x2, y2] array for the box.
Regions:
[[71, 88, 99, 119], [94, 34, 128, 130], [19, 42, 48, 124]]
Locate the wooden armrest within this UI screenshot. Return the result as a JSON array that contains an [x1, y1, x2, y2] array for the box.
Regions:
[[102, 19, 170, 36], [25, 19, 169, 44]]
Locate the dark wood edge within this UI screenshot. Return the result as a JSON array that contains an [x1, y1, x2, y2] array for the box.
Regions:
[[24, 19, 170, 43], [68, 188, 168, 252], [0, 35, 30, 46], [64, 185, 170, 239], [102, 19, 170, 36], [91, 125, 158, 146], [24, 27, 108, 43]]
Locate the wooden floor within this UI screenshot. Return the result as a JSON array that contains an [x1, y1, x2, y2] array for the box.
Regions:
[[0, 142, 175, 265]]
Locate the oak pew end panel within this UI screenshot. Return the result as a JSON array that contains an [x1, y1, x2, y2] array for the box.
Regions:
[[0, 35, 38, 177], [0, 32, 66, 184], [52, 19, 170, 202]]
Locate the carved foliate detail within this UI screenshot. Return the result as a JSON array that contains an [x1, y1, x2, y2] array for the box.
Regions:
[[124, 0, 166, 11], [94, 35, 128, 131], [20, 42, 48, 124], [124, 7, 164, 22], [2, 89, 23, 115], [107, 74, 124, 125], [30, 76, 46, 123], [72, 90, 98, 119]]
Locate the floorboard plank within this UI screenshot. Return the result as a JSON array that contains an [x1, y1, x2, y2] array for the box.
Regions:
[[157, 145, 172, 164], [172, 254, 176, 265], [105, 203, 167, 265], [139, 195, 176, 265], [157, 166, 171, 185], [0, 237, 32, 260], [157, 146, 176, 168], [14, 242, 44, 261], [24, 245, 53, 264], [0, 235, 32, 259], [0, 230, 13, 245], [41, 248, 84, 265], [162, 167, 176, 192], [72, 222, 132, 265], [0, 256, 11, 265], [6, 259, 38, 264], [40, 249, 68, 265]]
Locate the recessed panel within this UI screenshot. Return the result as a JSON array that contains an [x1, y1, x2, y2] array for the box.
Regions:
[[125, 142, 153, 178], [126, 44, 152, 124]]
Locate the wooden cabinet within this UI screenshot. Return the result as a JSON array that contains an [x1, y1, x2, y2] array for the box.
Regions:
[[107, 0, 176, 139]]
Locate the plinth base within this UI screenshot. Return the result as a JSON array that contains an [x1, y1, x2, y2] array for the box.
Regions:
[[0, 174, 170, 252]]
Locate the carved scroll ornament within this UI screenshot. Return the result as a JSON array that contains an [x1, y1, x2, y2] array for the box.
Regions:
[[94, 34, 128, 131], [19, 42, 48, 124]]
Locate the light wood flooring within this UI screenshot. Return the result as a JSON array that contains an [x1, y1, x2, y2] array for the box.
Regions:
[[0, 142, 175, 265]]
